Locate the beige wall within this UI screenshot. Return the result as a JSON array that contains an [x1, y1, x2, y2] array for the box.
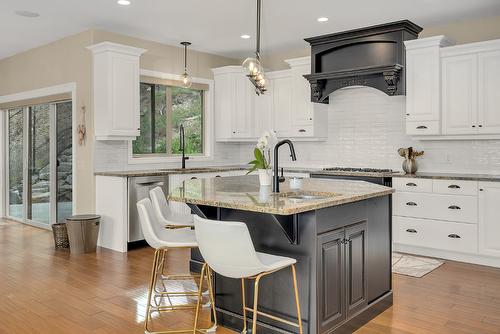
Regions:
[[0, 29, 238, 215], [263, 15, 500, 70]]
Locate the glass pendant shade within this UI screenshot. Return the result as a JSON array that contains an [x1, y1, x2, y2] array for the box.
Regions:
[[181, 72, 192, 88], [243, 57, 263, 76]]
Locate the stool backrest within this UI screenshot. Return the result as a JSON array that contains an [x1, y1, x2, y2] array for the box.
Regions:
[[193, 215, 263, 279], [137, 198, 164, 249], [150, 187, 171, 222]]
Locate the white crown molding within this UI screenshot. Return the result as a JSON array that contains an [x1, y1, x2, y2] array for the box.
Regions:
[[86, 41, 147, 56]]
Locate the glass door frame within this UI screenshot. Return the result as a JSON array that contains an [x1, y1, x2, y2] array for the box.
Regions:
[[3, 100, 73, 229]]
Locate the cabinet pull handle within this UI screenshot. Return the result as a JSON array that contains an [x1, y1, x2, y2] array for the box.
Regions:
[[472, 125, 476, 128], [448, 184, 461, 189], [448, 205, 461, 210], [190, 177, 198, 180], [406, 182, 417, 187], [215, 175, 221, 178], [298, 129, 306, 133], [416, 125, 428, 129], [480, 188, 484, 192], [406, 229, 417, 233], [448, 234, 461, 239], [478, 125, 483, 128], [406, 202, 418, 206]]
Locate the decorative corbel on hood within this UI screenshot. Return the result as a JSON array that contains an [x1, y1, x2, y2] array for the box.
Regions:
[[304, 20, 422, 104]]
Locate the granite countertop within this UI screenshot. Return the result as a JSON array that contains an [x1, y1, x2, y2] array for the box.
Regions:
[[310, 170, 398, 178], [168, 175, 394, 215], [392, 172, 500, 182], [94, 166, 246, 177]]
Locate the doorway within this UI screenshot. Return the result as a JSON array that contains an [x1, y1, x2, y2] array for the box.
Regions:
[[5, 100, 73, 227]]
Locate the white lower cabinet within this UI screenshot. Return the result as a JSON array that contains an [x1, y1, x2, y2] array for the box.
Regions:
[[478, 182, 500, 257], [393, 177, 500, 267]]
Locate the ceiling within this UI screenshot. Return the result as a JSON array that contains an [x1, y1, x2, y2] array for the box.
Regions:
[[1, 0, 500, 60]]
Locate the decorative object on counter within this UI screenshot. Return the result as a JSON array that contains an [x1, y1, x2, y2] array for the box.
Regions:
[[242, 0, 266, 95], [77, 105, 87, 145], [289, 177, 303, 190], [398, 147, 424, 174], [180, 41, 192, 88], [247, 131, 274, 186]]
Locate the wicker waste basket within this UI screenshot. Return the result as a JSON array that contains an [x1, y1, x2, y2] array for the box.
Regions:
[[51, 223, 70, 249], [66, 215, 101, 254]]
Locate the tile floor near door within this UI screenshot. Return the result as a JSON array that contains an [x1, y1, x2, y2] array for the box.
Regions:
[[1, 219, 500, 334]]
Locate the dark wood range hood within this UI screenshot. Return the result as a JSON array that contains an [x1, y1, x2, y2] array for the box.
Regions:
[[304, 20, 423, 104]]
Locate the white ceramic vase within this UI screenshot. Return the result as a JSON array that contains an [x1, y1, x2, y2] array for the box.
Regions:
[[258, 169, 272, 186]]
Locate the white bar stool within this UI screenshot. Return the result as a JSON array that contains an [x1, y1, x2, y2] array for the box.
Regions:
[[192, 216, 303, 334], [137, 198, 217, 334], [150, 187, 194, 229]]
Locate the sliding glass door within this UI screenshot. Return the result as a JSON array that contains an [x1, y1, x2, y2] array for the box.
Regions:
[[5, 101, 72, 227]]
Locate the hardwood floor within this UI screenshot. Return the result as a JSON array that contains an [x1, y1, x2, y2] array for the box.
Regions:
[[1, 219, 500, 334]]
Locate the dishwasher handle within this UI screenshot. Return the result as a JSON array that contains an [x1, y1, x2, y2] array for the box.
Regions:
[[136, 181, 164, 187]]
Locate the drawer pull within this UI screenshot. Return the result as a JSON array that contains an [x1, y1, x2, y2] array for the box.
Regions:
[[406, 202, 418, 206], [190, 177, 198, 180], [448, 234, 461, 239], [298, 129, 306, 133], [416, 125, 428, 129], [448, 205, 461, 210], [448, 184, 461, 189], [406, 182, 417, 187], [215, 175, 221, 178], [406, 229, 418, 233]]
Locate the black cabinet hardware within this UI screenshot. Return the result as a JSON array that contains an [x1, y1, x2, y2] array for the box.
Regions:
[[298, 129, 306, 133], [215, 175, 221, 178], [406, 182, 417, 187], [309, 117, 313, 120], [472, 125, 476, 128], [406, 229, 417, 233], [448, 184, 461, 189], [480, 188, 484, 191], [448, 205, 461, 210], [190, 177, 198, 180], [406, 202, 418, 206], [406, 113, 410, 116], [416, 125, 427, 129], [479, 125, 483, 127], [448, 234, 461, 239]]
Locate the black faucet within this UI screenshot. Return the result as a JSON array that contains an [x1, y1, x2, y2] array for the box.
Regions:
[[273, 139, 297, 193], [179, 124, 189, 169]]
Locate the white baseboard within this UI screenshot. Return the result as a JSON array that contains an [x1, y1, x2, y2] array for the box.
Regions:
[[394, 243, 500, 268]]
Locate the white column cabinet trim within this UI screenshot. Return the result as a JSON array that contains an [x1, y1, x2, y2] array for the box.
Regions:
[[478, 182, 500, 258]]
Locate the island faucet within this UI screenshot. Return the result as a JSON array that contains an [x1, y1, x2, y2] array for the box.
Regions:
[[273, 139, 297, 193], [179, 124, 189, 169]]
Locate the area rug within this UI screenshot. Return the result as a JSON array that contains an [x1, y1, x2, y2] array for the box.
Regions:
[[392, 252, 444, 278]]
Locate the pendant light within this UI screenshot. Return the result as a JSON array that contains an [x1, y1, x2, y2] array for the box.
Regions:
[[180, 41, 192, 88], [242, 0, 266, 95]]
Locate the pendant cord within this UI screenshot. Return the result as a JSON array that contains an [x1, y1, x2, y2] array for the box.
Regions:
[[184, 44, 188, 73], [256, 0, 261, 60]]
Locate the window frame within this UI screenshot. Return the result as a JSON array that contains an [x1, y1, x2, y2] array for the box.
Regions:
[[128, 70, 214, 164]]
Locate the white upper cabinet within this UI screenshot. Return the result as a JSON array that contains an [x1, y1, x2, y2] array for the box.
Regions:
[[212, 66, 255, 141], [442, 54, 478, 135], [88, 42, 146, 140], [478, 50, 500, 134], [406, 37, 500, 139], [213, 57, 328, 142], [405, 36, 452, 124]]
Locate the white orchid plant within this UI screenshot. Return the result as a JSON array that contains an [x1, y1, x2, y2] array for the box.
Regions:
[[247, 131, 276, 174]]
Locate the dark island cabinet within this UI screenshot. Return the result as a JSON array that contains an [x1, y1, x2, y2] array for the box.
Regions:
[[317, 221, 368, 334]]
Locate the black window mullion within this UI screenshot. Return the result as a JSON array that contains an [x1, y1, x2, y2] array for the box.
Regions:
[[150, 84, 156, 154]]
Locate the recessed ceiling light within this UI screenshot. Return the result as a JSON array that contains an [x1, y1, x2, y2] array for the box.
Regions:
[[240, 34, 251, 39], [15, 10, 40, 18], [317, 17, 329, 22], [117, 0, 131, 6]]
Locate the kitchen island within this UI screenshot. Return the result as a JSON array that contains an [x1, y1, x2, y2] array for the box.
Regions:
[[169, 175, 394, 334]]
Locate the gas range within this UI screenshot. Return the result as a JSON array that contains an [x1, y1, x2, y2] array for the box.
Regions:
[[322, 167, 393, 173], [310, 167, 395, 186]]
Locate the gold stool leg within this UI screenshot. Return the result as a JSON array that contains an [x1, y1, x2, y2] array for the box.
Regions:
[[291, 264, 303, 334], [251, 275, 262, 334], [205, 267, 218, 331], [192, 263, 207, 333], [145, 248, 163, 333], [241, 278, 247, 334]]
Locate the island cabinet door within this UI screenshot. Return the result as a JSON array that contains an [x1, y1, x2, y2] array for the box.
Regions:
[[345, 222, 368, 318], [317, 228, 346, 333]]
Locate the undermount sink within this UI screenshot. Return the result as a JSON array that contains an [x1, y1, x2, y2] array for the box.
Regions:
[[278, 192, 335, 201]]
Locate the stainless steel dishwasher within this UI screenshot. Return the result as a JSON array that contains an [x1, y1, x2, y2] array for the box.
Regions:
[[128, 175, 169, 243]]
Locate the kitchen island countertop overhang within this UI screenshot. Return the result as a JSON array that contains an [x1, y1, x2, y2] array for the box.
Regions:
[[168, 175, 394, 215]]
